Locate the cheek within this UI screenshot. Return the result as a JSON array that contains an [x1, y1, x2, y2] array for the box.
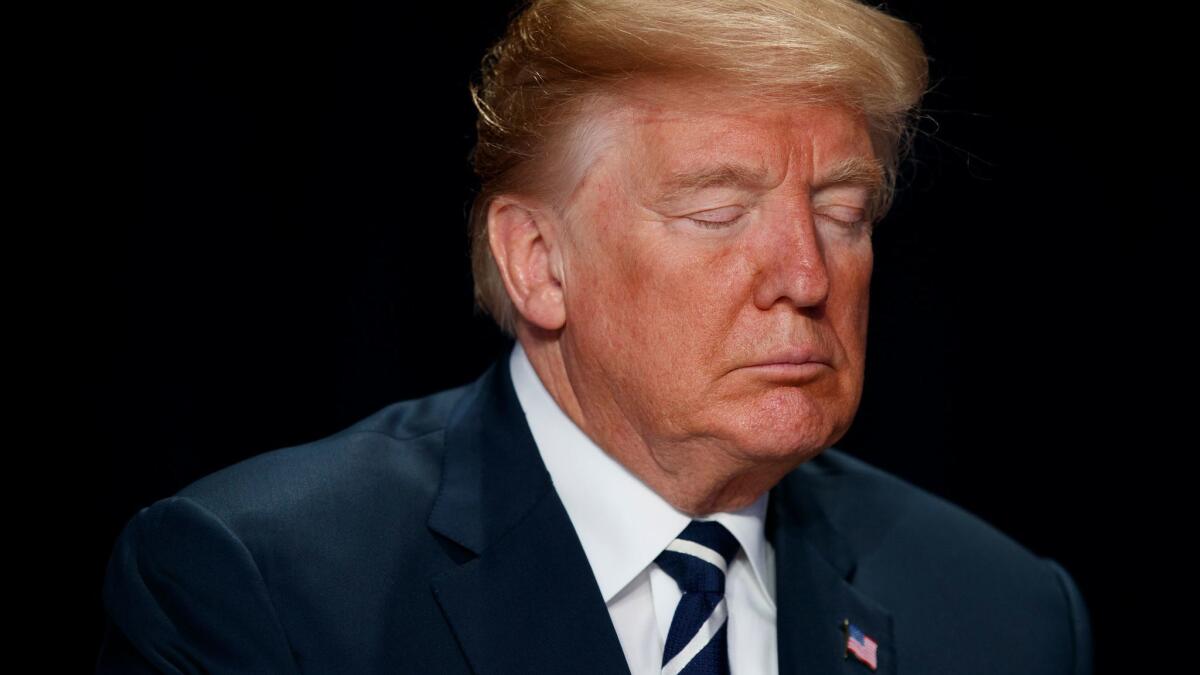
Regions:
[[572, 213, 683, 313], [564, 216, 666, 355], [828, 244, 873, 358], [564, 180, 752, 362], [615, 236, 747, 351]]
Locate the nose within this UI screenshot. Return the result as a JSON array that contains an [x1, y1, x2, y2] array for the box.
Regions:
[[751, 200, 831, 312]]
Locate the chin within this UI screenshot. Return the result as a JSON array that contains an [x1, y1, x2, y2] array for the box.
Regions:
[[729, 428, 832, 465], [720, 388, 852, 461]]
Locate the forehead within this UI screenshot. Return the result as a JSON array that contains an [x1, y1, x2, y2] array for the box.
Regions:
[[624, 99, 873, 182], [554, 83, 881, 225]]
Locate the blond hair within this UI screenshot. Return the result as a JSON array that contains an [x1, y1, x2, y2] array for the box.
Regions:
[[468, 0, 930, 336]]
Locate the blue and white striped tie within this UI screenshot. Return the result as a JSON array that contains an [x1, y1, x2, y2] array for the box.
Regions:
[[655, 519, 741, 675]]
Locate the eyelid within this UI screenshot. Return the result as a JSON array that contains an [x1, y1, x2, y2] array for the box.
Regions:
[[819, 204, 866, 221], [686, 206, 744, 224], [818, 207, 872, 235]]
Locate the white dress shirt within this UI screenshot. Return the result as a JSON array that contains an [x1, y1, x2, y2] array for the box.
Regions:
[[508, 343, 779, 675]]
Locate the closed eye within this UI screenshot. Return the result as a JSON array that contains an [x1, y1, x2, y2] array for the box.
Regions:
[[685, 206, 745, 230], [819, 214, 867, 228], [818, 206, 871, 234]]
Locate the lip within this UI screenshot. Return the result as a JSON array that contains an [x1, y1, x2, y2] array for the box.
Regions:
[[749, 347, 831, 368], [737, 347, 832, 379]]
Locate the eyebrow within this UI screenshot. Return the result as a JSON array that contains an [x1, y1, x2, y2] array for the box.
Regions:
[[653, 163, 772, 204], [815, 155, 886, 207], [653, 155, 886, 207]]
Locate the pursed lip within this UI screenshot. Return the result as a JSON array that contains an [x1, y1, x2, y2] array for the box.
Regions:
[[745, 346, 832, 369]]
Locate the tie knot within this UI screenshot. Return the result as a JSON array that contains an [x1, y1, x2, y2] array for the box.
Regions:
[[655, 519, 741, 594]]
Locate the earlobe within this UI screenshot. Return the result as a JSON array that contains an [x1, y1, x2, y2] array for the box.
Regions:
[[487, 196, 567, 331]]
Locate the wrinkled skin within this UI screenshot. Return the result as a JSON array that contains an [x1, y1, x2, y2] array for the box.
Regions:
[[494, 86, 878, 515]]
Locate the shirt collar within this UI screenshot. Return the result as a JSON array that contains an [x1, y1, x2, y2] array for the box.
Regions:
[[508, 342, 775, 607]]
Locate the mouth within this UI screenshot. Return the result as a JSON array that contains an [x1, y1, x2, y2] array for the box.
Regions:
[[737, 348, 832, 380]]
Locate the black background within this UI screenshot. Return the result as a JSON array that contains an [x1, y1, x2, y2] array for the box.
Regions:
[[71, 1, 1172, 671]]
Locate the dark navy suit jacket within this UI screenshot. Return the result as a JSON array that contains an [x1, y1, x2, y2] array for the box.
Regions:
[[97, 351, 1094, 674]]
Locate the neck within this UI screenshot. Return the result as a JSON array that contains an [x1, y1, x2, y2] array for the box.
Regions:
[[516, 330, 795, 517]]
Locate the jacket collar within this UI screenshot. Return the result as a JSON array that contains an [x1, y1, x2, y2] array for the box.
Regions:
[[426, 349, 897, 675], [768, 460, 898, 675]]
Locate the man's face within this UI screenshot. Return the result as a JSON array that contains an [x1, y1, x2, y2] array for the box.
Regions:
[[555, 87, 877, 468]]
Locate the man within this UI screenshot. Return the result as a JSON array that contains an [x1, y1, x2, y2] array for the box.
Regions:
[[98, 0, 1093, 673]]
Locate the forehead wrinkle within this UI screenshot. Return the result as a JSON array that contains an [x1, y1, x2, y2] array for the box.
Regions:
[[593, 97, 876, 216], [632, 117, 783, 206]]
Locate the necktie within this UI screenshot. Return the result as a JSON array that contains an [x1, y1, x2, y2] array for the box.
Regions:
[[655, 519, 742, 675]]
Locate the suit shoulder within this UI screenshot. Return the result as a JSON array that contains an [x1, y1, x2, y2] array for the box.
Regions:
[[803, 449, 1085, 671], [101, 379, 483, 671], [804, 447, 1046, 569], [166, 378, 476, 537]]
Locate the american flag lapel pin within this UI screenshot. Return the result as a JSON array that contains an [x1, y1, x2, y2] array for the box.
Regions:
[[841, 618, 879, 670]]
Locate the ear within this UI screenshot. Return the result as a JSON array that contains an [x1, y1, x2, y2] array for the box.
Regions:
[[486, 195, 567, 331]]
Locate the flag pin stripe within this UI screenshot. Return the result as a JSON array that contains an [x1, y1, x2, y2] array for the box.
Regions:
[[841, 618, 879, 670]]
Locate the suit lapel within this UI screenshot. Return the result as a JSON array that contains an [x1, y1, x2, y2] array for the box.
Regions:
[[426, 347, 898, 675], [768, 464, 898, 675], [426, 350, 632, 675]]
